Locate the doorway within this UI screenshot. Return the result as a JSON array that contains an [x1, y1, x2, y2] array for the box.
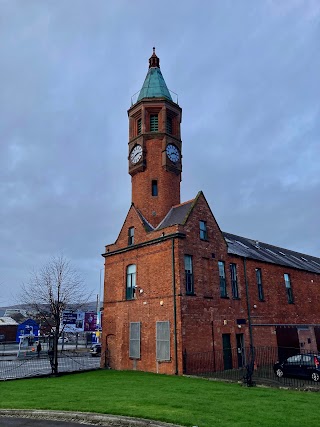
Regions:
[[222, 333, 233, 370], [276, 326, 299, 361], [236, 333, 245, 368]]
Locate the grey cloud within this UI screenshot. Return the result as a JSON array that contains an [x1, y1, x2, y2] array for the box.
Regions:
[[0, 0, 319, 305]]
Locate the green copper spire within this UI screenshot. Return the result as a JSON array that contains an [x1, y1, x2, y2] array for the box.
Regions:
[[137, 48, 172, 102]]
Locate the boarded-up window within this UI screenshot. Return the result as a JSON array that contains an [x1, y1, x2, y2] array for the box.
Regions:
[[129, 322, 140, 359], [156, 321, 170, 361]]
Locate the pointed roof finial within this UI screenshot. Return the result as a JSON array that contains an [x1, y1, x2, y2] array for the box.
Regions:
[[149, 47, 160, 68], [137, 48, 172, 102]]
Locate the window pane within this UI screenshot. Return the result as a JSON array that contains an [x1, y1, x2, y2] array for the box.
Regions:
[[152, 180, 158, 196], [284, 273, 294, 303], [184, 255, 194, 294], [184, 255, 192, 272], [218, 261, 227, 298], [255, 268, 264, 300], [127, 264, 136, 274], [128, 227, 134, 245], [284, 273, 290, 288], [126, 264, 136, 300], [218, 261, 225, 278], [200, 221, 207, 240], [230, 263, 239, 298]]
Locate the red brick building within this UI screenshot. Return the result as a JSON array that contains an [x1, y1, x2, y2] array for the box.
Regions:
[[101, 49, 320, 375]]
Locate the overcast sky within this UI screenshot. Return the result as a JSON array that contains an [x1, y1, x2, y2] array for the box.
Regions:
[[1, 0, 319, 306]]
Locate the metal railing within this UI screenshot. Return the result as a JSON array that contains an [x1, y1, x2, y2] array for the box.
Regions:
[[183, 346, 320, 389], [0, 351, 101, 381]]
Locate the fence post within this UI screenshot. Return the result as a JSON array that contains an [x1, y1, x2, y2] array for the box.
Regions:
[[243, 346, 255, 386]]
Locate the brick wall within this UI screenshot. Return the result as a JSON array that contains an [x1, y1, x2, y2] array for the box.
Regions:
[[102, 191, 320, 374]]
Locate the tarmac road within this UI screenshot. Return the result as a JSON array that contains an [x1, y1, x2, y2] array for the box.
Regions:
[[0, 411, 181, 427]]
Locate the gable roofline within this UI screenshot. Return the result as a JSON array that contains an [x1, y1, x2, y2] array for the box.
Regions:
[[135, 208, 154, 232], [180, 191, 226, 240], [111, 203, 154, 246], [155, 197, 195, 230], [179, 195, 199, 225]]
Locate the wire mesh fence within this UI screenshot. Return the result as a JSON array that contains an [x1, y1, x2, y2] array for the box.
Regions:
[[183, 346, 320, 389]]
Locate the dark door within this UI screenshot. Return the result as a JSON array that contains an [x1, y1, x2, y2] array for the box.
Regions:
[[276, 326, 299, 361], [315, 327, 320, 352], [222, 334, 233, 370], [236, 333, 245, 368]]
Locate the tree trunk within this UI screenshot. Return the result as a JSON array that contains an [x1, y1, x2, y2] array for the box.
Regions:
[[53, 316, 60, 375]]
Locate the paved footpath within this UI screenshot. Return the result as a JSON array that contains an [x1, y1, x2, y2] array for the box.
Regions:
[[0, 411, 181, 427], [0, 417, 94, 426]]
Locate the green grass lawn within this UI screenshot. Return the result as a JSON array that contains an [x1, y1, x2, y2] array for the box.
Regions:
[[1, 370, 319, 427]]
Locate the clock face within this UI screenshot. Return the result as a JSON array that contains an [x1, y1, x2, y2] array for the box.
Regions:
[[166, 144, 180, 163], [130, 144, 142, 164]]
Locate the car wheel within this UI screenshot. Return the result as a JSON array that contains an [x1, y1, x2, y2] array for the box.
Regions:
[[311, 372, 320, 382], [275, 368, 284, 378]]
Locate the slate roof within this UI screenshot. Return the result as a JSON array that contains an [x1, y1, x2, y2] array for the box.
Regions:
[[136, 196, 320, 275], [136, 208, 154, 232], [156, 200, 194, 230], [223, 232, 320, 274]]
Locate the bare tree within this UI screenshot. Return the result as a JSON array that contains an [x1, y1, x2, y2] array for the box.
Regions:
[[20, 255, 91, 374]]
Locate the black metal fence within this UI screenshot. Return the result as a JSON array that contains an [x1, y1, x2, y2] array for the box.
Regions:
[[183, 346, 320, 389], [0, 351, 101, 381]]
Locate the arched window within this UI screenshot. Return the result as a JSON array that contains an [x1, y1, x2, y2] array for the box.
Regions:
[[126, 264, 136, 300]]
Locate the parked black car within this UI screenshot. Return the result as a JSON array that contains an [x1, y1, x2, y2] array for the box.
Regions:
[[273, 353, 320, 382], [90, 343, 101, 357]]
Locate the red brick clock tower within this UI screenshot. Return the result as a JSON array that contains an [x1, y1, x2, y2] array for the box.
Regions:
[[102, 48, 320, 378], [128, 48, 182, 227]]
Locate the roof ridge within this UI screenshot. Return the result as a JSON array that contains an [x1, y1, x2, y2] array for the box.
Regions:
[[155, 206, 174, 230], [135, 207, 154, 231], [172, 198, 195, 208], [223, 231, 320, 261]]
